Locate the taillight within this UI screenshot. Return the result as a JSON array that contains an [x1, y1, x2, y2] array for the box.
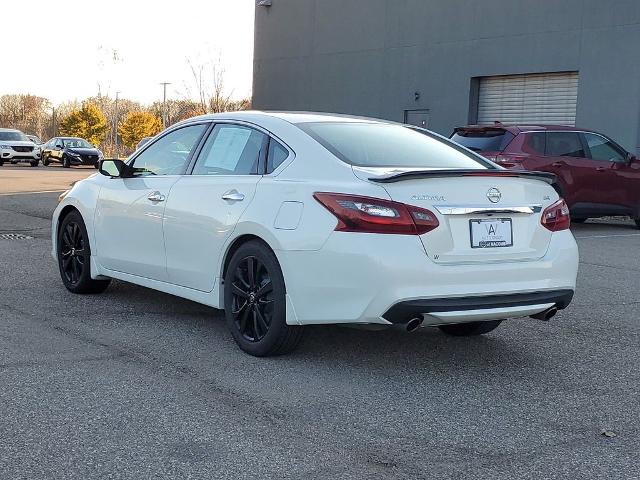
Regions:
[[313, 192, 439, 235], [495, 154, 526, 167], [541, 198, 571, 232]]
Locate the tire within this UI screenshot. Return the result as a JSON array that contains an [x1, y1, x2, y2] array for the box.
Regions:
[[57, 210, 111, 294], [634, 217, 640, 230], [94, 162, 100, 169], [438, 320, 502, 337], [0, 160, 3, 167], [62, 155, 71, 168], [30, 159, 39, 167], [223, 240, 304, 356], [42, 155, 50, 166]]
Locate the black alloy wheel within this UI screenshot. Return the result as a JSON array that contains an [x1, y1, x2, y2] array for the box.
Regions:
[[57, 211, 110, 294], [224, 240, 304, 356], [230, 255, 274, 343]]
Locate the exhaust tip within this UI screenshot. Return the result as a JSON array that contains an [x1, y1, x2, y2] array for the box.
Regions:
[[531, 306, 558, 321], [406, 317, 424, 332]]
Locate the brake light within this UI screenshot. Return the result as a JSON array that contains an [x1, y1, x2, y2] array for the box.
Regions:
[[495, 154, 526, 166], [541, 199, 571, 232], [314, 192, 439, 235]]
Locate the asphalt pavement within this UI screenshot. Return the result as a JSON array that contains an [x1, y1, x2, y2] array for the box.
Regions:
[[0, 189, 639, 479]]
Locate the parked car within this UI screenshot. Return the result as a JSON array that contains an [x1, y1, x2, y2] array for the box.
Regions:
[[52, 112, 578, 356], [136, 136, 153, 150], [41, 137, 104, 168], [451, 125, 640, 227], [26, 134, 43, 145], [0, 128, 41, 166]]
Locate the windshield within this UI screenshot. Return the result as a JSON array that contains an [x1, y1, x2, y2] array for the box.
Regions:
[[297, 122, 493, 169], [0, 131, 28, 142], [62, 138, 93, 148]]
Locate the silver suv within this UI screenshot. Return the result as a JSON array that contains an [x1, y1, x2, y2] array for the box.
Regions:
[[0, 128, 42, 167]]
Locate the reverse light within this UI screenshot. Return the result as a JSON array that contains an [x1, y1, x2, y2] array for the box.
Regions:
[[541, 198, 571, 232], [314, 192, 439, 235]]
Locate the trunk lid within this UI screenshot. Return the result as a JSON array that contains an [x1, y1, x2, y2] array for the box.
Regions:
[[357, 168, 556, 264]]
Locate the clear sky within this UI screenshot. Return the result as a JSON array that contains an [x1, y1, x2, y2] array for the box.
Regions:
[[3, 0, 255, 106]]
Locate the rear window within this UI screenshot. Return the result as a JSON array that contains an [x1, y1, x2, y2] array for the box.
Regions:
[[451, 129, 514, 153], [297, 122, 493, 169]]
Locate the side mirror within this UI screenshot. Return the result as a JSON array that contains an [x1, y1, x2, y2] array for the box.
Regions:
[[627, 152, 637, 165], [99, 159, 129, 177]]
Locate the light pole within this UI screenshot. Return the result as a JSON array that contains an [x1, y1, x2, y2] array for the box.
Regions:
[[160, 82, 171, 128], [114, 91, 120, 158]]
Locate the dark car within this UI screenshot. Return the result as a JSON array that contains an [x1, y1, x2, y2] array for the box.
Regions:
[[451, 125, 640, 227], [41, 137, 103, 168]]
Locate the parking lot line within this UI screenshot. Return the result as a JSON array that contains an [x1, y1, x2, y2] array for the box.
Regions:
[[574, 233, 640, 239], [0, 189, 65, 196]]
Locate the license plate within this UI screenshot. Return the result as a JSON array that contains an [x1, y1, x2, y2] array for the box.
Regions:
[[469, 218, 513, 248]]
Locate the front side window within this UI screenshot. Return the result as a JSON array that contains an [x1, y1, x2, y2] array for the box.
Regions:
[[299, 122, 493, 169], [545, 132, 585, 158], [192, 124, 266, 175], [583, 133, 626, 163], [131, 124, 207, 176]]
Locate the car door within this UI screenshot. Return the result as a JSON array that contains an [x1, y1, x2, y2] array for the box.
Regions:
[[52, 139, 65, 162], [543, 131, 602, 208], [94, 123, 209, 281], [581, 132, 638, 212], [162, 123, 269, 292]]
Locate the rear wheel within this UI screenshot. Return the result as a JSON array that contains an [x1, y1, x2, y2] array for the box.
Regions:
[[57, 210, 111, 294], [438, 320, 502, 336], [224, 240, 304, 356]]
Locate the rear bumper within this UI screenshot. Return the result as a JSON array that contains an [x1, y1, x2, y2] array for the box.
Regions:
[[382, 289, 574, 324], [278, 229, 579, 326]]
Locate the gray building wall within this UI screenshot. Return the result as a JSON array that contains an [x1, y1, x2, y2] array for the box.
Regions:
[[253, 0, 640, 153]]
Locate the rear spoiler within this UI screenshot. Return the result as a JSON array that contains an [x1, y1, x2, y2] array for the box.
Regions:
[[368, 169, 557, 186]]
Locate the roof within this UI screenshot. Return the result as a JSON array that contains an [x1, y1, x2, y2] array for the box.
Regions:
[[179, 110, 390, 126], [0, 128, 22, 132]]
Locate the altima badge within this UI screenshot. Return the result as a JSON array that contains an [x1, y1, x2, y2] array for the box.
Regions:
[[487, 187, 501, 203]]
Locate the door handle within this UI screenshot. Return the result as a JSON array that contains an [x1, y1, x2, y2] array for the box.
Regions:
[[596, 166, 606, 172], [552, 162, 563, 167], [147, 191, 165, 202], [221, 190, 245, 202]]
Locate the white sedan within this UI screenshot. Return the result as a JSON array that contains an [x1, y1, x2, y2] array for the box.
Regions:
[[52, 112, 579, 356]]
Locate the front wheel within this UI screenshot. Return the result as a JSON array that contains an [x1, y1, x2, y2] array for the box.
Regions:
[[42, 155, 50, 166], [62, 155, 71, 168], [634, 216, 640, 230], [57, 210, 111, 294], [223, 240, 304, 356], [30, 159, 39, 167], [438, 320, 502, 336]]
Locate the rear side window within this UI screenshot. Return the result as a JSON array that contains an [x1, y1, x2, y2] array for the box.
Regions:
[[298, 122, 493, 169], [450, 129, 514, 153], [267, 139, 289, 173], [523, 132, 546, 155], [545, 132, 584, 157]]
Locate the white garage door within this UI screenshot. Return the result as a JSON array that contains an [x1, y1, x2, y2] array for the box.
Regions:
[[477, 72, 579, 126]]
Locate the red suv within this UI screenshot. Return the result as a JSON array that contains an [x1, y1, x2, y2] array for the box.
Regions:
[[451, 125, 640, 227]]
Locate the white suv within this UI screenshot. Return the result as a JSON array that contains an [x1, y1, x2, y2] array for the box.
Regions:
[[0, 128, 42, 167]]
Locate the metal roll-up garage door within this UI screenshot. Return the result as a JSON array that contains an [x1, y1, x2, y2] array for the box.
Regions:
[[477, 72, 579, 126]]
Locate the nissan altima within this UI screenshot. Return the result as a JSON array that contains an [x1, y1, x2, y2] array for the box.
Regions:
[[52, 112, 579, 356]]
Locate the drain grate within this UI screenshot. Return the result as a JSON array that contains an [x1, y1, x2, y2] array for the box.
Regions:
[[0, 233, 34, 240]]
